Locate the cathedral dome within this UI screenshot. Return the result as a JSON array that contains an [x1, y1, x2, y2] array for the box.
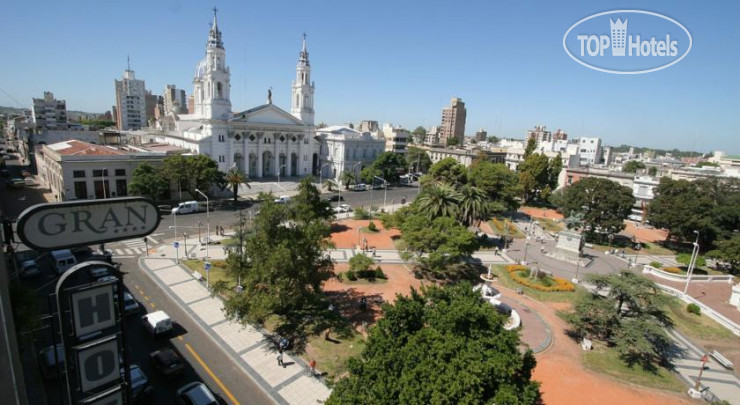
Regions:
[[195, 57, 207, 79]]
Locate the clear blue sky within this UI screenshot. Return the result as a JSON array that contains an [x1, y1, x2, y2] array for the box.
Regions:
[[2, 0, 738, 154]]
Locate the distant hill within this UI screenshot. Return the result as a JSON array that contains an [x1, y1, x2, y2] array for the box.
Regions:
[[0, 106, 28, 116]]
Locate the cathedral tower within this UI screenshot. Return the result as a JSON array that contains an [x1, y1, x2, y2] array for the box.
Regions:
[[193, 8, 232, 119], [291, 34, 315, 125]]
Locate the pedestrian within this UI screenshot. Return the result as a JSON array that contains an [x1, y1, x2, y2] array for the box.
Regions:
[[372, 248, 377, 257], [309, 359, 316, 376], [277, 350, 284, 367], [540, 245, 545, 254]]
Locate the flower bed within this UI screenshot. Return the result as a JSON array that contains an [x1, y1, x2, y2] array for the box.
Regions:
[[662, 267, 682, 274], [505, 265, 575, 292]]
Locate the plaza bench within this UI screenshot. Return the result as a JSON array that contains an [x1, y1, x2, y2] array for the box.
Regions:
[[711, 350, 734, 369]]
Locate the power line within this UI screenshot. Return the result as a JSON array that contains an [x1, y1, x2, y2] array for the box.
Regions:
[[0, 86, 25, 108]]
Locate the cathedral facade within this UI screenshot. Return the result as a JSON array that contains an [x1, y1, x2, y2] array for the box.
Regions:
[[147, 10, 320, 178]]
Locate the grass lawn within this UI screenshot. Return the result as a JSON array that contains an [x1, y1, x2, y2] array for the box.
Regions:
[[182, 259, 237, 295], [665, 297, 740, 343], [535, 217, 564, 233], [492, 265, 584, 304], [302, 331, 366, 380], [583, 344, 686, 394], [489, 217, 525, 239]]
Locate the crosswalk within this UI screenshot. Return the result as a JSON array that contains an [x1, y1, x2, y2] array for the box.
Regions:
[[110, 237, 158, 257]]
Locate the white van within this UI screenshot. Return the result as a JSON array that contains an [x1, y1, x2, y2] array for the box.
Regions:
[[171, 201, 199, 215], [51, 250, 77, 274], [142, 311, 173, 336]]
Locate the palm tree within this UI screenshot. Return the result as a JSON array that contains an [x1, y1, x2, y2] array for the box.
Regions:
[[339, 170, 356, 190], [458, 184, 491, 227], [323, 179, 337, 192], [416, 183, 461, 220], [225, 168, 250, 203]]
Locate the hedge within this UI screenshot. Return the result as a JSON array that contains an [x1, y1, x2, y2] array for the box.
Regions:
[[662, 267, 682, 274], [505, 265, 575, 292]]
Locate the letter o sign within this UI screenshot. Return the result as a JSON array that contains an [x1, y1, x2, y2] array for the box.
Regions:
[[77, 339, 120, 392]]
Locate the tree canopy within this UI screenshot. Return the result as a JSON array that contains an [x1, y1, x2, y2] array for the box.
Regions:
[[406, 146, 432, 173], [400, 213, 479, 276], [128, 162, 168, 201], [707, 234, 740, 274], [648, 178, 714, 244], [366, 151, 407, 184], [327, 283, 540, 405], [561, 177, 635, 240], [622, 160, 646, 173], [428, 157, 468, 186], [161, 154, 221, 198], [224, 168, 249, 202], [565, 272, 673, 371], [469, 161, 519, 211]]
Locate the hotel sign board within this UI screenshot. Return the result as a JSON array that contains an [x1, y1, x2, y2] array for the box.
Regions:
[[17, 197, 160, 250]]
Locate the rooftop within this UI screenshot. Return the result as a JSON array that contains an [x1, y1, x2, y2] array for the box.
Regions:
[[46, 140, 127, 156]]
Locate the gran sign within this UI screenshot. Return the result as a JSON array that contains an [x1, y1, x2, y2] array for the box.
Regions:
[[17, 197, 160, 250]]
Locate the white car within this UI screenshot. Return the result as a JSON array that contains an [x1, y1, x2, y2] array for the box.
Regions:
[[274, 196, 291, 204], [333, 204, 352, 214]]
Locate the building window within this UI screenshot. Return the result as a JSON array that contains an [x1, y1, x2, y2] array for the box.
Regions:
[[115, 169, 125, 176], [218, 134, 225, 142], [92, 169, 109, 177], [73, 170, 86, 178], [74, 181, 87, 199], [116, 179, 128, 196]]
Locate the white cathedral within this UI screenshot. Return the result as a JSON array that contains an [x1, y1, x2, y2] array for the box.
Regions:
[[146, 10, 320, 178]]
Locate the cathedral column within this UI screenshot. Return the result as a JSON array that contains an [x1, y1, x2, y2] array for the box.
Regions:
[[272, 135, 279, 177], [256, 134, 263, 178]]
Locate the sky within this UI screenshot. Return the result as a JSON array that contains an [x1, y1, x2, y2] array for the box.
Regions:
[[1, 0, 738, 154]]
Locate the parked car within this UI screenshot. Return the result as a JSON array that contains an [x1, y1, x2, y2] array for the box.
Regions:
[[142, 311, 173, 336], [122, 292, 141, 315], [333, 204, 352, 214], [150, 348, 185, 378], [354, 183, 367, 191], [38, 344, 65, 380], [175, 382, 218, 405], [51, 249, 77, 274], [127, 364, 154, 402], [274, 196, 291, 204], [19, 260, 41, 278], [327, 195, 344, 202], [88, 266, 112, 279]]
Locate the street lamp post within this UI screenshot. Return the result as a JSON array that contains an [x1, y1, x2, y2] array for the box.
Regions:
[[683, 231, 700, 296], [373, 176, 388, 211], [523, 237, 530, 264], [574, 254, 581, 283], [195, 189, 210, 262], [198, 221, 202, 243], [183, 233, 188, 258]]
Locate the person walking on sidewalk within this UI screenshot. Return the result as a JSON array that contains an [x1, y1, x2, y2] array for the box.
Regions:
[[277, 350, 284, 367], [309, 359, 316, 376]]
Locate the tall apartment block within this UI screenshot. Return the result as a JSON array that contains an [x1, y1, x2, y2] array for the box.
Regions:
[[31, 91, 68, 129], [114, 67, 147, 130], [164, 85, 188, 114], [475, 128, 487, 142], [439, 97, 466, 146]]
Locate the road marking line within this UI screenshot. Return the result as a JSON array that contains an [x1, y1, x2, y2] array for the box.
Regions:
[[185, 343, 240, 405], [177, 336, 184, 341], [143, 295, 150, 301], [149, 302, 156, 309]]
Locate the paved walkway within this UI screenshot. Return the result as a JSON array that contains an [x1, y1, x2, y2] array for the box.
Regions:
[[140, 245, 331, 405], [668, 329, 740, 404]]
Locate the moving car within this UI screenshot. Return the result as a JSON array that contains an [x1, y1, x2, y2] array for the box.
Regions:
[[172, 201, 199, 214], [122, 292, 141, 315], [175, 382, 218, 405], [327, 195, 344, 202], [150, 348, 185, 378], [274, 195, 291, 204], [333, 204, 352, 213], [354, 183, 367, 191]]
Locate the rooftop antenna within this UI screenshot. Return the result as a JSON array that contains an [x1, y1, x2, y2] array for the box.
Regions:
[[127, 54, 131, 71]]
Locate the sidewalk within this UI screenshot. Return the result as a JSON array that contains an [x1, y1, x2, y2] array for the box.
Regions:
[[140, 244, 331, 405]]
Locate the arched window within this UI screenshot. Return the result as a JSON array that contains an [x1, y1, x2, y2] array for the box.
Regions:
[[217, 82, 223, 99]]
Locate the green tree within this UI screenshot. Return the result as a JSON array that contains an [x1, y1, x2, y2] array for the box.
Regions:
[[348, 253, 374, 274], [428, 157, 468, 186], [405, 146, 432, 173], [161, 154, 221, 198], [622, 160, 646, 173], [561, 177, 635, 240], [401, 213, 478, 275], [327, 284, 540, 404], [128, 163, 168, 201], [523, 137, 537, 158], [518, 153, 550, 203], [411, 126, 427, 144], [648, 166, 658, 176], [457, 184, 492, 227], [368, 151, 407, 183], [565, 272, 673, 371], [222, 195, 334, 331], [548, 153, 563, 189], [224, 168, 249, 203], [290, 177, 333, 223], [648, 178, 714, 244], [339, 170, 357, 190], [707, 235, 740, 274], [468, 161, 519, 211], [487, 135, 500, 144], [446, 136, 459, 147], [322, 179, 337, 192], [415, 183, 461, 220]]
